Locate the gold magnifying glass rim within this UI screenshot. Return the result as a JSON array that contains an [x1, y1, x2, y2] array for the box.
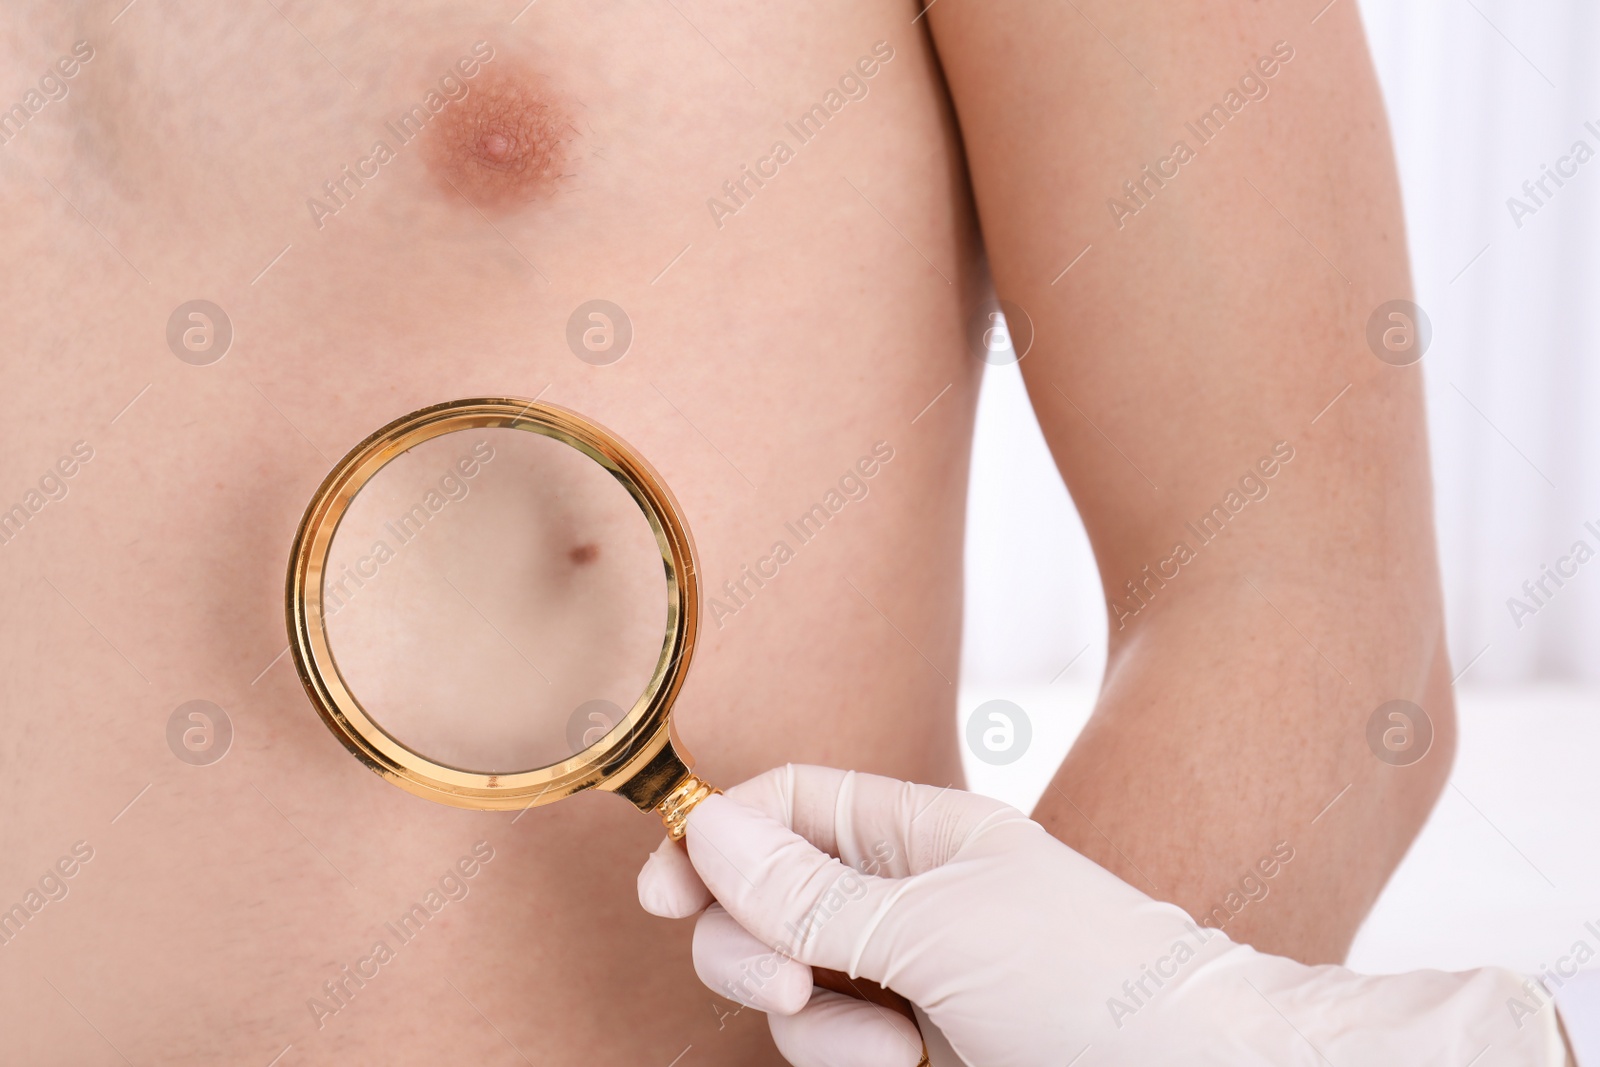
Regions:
[[285, 397, 700, 812]]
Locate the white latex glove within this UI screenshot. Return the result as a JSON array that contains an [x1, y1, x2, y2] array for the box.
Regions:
[[637, 764, 1573, 1067]]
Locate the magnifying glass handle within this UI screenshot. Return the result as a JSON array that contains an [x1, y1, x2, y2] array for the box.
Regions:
[[657, 773, 929, 1065], [656, 772, 717, 842]]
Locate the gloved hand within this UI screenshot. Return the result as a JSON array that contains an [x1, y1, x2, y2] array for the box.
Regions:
[[637, 764, 1572, 1067]]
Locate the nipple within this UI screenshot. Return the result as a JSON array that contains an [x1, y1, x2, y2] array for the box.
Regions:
[[479, 132, 512, 161], [423, 62, 572, 211]]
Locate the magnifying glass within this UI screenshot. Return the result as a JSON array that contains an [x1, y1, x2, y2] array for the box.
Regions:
[[285, 396, 712, 834], [285, 397, 926, 1058]]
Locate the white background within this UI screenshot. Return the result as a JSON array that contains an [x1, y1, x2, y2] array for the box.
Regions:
[[956, 0, 1600, 974]]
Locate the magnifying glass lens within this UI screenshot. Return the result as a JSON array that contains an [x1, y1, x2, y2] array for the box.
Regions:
[[321, 425, 669, 775]]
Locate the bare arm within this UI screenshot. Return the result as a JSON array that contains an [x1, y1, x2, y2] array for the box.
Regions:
[[929, 0, 1450, 962]]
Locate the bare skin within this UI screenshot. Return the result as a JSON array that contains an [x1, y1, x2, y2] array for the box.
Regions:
[[924, 0, 1454, 963], [0, 2, 1444, 1065]]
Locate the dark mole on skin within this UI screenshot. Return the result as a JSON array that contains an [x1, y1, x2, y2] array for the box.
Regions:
[[421, 58, 576, 211], [568, 543, 600, 565]]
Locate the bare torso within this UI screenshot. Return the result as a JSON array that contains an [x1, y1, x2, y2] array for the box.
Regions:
[[0, 3, 979, 1062]]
